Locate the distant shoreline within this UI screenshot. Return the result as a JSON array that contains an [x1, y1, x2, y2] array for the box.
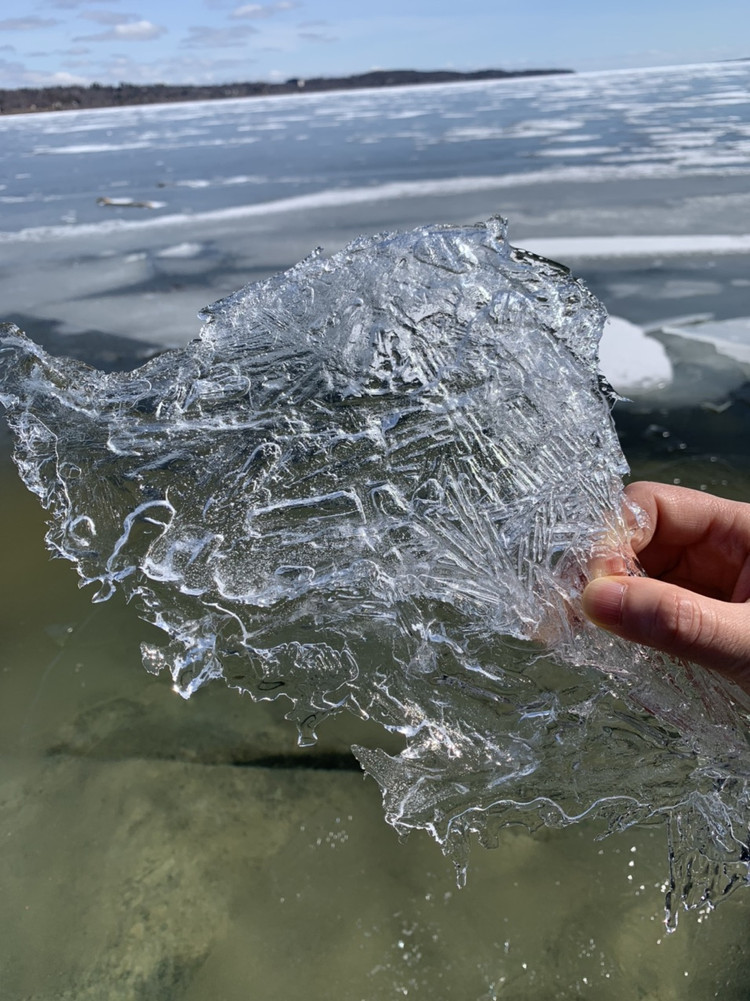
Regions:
[[0, 68, 573, 116]]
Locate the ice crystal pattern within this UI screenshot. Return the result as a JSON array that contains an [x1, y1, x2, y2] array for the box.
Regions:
[[2, 219, 749, 924]]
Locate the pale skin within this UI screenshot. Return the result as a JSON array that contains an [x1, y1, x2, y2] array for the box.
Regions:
[[581, 481, 750, 694]]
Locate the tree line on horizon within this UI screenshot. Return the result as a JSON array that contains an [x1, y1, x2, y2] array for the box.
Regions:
[[0, 67, 572, 115]]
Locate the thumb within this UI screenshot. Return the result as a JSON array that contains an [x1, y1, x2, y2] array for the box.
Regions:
[[581, 575, 750, 686]]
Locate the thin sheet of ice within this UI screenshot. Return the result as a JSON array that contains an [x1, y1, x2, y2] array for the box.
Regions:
[[1, 218, 749, 925], [524, 234, 750, 259], [662, 316, 750, 365]]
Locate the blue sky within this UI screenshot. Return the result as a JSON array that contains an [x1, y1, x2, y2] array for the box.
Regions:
[[1, 0, 748, 89]]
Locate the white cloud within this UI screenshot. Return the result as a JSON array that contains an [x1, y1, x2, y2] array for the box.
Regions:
[[230, 2, 298, 19], [181, 24, 258, 48], [76, 20, 167, 41], [0, 17, 61, 30], [112, 21, 166, 38]]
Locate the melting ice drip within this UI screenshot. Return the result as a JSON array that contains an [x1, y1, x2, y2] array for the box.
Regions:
[[2, 218, 749, 924]]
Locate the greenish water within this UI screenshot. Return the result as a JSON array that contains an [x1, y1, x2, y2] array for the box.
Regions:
[[3, 419, 750, 999]]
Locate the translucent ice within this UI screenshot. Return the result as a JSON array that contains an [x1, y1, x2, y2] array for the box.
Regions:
[[1, 218, 749, 924]]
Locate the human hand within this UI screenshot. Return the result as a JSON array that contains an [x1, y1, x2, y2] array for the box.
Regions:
[[581, 481, 750, 691]]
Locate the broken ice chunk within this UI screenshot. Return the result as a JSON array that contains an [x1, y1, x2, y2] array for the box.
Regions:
[[2, 217, 749, 921]]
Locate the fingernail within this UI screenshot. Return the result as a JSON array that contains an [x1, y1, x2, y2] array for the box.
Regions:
[[582, 577, 627, 629]]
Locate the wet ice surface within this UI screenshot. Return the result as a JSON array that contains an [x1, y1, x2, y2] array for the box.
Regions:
[[1, 218, 749, 924]]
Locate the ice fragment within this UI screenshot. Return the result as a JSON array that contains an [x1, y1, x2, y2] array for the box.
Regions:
[[2, 218, 749, 923]]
